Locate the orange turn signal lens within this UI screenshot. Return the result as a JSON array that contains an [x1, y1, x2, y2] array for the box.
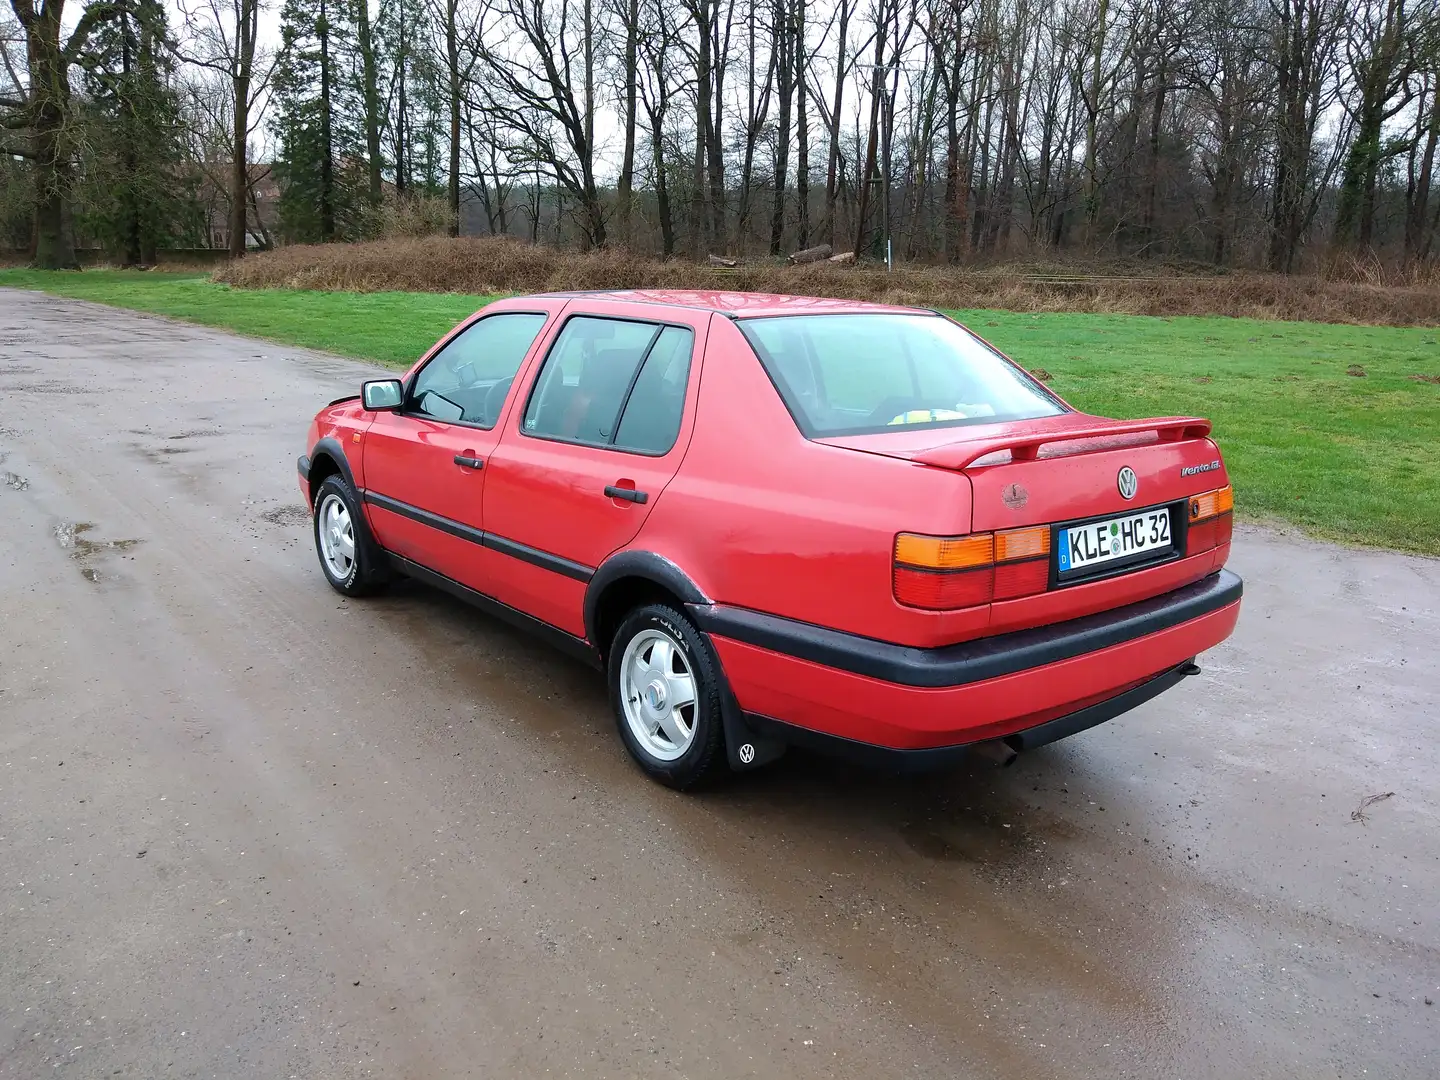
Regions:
[[894, 532, 994, 570], [1189, 485, 1234, 523], [995, 526, 1051, 562]]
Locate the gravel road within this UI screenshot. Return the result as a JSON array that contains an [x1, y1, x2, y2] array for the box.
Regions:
[[1, 288, 1435, 1079]]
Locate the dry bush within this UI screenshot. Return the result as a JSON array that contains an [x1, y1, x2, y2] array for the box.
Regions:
[[355, 194, 453, 240], [213, 236, 1440, 325]]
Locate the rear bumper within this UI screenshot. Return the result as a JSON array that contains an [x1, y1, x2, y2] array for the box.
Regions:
[[693, 569, 1242, 760]]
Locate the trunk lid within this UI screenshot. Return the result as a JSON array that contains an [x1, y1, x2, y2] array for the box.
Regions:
[[821, 412, 1230, 616]]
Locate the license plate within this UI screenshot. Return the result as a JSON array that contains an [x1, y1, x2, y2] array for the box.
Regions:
[[1057, 509, 1172, 575]]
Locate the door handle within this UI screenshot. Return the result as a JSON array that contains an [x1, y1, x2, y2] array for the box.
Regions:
[[605, 484, 648, 504], [453, 454, 484, 470]]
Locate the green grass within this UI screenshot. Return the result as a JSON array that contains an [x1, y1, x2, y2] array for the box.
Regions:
[[0, 269, 492, 367], [2, 269, 1437, 555]]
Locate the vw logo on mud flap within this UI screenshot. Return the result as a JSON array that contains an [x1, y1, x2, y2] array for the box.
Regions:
[[1117, 466, 1139, 500], [738, 743, 756, 764]]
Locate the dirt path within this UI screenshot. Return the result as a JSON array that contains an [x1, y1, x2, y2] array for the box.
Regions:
[[1, 288, 1435, 1079]]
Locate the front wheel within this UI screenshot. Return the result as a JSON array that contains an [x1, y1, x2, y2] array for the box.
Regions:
[[312, 474, 387, 596], [608, 603, 727, 789]]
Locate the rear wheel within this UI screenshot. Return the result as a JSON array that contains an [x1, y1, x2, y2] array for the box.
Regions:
[[312, 474, 387, 596], [609, 603, 726, 789]]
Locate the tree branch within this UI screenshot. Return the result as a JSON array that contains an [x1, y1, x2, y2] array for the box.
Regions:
[[64, 3, 124, 66]]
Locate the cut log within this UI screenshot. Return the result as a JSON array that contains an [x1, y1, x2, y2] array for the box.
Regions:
[[787, 243, 833, 265], [827, 250, 856, 265], [707, 254, 738, 268]]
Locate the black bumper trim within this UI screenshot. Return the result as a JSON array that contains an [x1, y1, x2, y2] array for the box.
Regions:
[[297, 454, 311, 481], [745, 659, 1198, 772], [690, 568, 1241, 689]]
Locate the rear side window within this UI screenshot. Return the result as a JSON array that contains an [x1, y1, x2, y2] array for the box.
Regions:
[[738, 314, 1064, 437], [409, 312, 547, 427], [523, 317, 693, 454]]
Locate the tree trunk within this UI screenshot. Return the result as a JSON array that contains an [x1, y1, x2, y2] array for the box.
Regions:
[[769, 0, 793, 256], [795, 0, 809, 247], [824, 0, 849, 247], [24, 3, 80, 270], [616, 0, 639, 244], [1405, 81, 1438, 259], [394, 0, 409, 196], [446, 0, 462, 237], [705, 0, 727, 244], [356, 0, 383, 205], [1141, 66, 1166, 254], [1081, 0, 1110, 247], [852, 11, 886, 261], [651, 105, 676, 256], [318, 0, 336, 240]]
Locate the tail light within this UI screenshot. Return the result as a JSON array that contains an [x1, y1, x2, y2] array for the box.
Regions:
[[1187, 485, 1234, 556], [894, 526, 1050, 611]]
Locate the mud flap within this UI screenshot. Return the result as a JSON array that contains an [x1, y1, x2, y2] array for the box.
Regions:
[[719, 684, 786, 771]]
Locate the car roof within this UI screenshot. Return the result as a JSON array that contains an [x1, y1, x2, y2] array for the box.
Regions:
[[528, 289, 935, 318]]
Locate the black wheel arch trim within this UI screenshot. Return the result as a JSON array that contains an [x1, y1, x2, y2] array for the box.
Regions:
[[583, 550, 710, 648], [688, 568, 1242, 689], [305, 436, 360, 499], [743, 659, 1199, 771]]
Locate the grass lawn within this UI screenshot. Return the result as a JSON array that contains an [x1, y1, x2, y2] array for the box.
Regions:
[[2, 269, 1437, 556], [0, 269, 491, 367]]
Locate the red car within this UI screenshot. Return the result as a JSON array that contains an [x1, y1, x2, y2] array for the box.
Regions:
[[299, 291, 1241, 788]]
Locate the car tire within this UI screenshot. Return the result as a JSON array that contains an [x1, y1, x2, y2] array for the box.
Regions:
[[609, 603, 727, 790], [312, 474, 387, 597]]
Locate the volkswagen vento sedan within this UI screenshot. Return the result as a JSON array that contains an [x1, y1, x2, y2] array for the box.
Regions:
[[299, 291, 1241, 788]]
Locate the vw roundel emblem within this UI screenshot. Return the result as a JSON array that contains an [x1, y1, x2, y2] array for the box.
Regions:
[[1117, 466, 1139, 500]]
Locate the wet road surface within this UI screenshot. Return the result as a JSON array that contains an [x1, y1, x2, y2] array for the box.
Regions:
[[1, 287, 1436, 1079]]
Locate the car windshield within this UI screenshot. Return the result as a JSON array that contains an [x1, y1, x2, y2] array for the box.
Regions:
[[738, 313, 1065, 437]]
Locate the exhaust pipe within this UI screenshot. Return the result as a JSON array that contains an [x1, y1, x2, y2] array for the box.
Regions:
[[969, 738, 1018, 767]]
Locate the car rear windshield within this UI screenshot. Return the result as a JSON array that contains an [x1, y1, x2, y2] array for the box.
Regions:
[[738, 313, 1065, 437]]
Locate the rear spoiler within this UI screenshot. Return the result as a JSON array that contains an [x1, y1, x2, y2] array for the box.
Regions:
[[912, 417, 1213, 471]]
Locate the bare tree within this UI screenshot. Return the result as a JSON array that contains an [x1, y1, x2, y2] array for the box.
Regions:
[[177, 0, 275, 256], [475, 0, 610, 246], [1266, 0, 1348, 271]]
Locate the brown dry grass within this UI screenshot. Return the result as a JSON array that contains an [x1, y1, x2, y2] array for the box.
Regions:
[[213, 236, 1440, 325]]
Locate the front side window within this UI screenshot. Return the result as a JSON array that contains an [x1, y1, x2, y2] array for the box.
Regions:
[[408, 312, 547, 428], [738, 314, 1065, 437], [523, 317, 694, 454]]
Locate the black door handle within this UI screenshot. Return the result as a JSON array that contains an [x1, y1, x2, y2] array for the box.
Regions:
[[453, 454, 484, 470], [605, 485, 648, 504]]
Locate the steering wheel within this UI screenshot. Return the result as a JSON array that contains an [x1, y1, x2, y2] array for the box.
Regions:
[[483, 376, 515, 426]]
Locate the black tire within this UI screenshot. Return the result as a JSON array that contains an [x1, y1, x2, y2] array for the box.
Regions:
[[311, 474, 388, 597], [608, 603, 728, 790]]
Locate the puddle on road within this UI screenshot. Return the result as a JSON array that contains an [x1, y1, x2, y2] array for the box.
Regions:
[[53, 521, 143, 582]]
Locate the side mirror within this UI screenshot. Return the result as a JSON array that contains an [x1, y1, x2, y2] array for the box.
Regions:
[[362, 379, 404, 411]]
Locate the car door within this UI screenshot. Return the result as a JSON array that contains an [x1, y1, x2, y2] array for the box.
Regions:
[[478, 305, 709, 638], [361, 306, 556, 587]]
